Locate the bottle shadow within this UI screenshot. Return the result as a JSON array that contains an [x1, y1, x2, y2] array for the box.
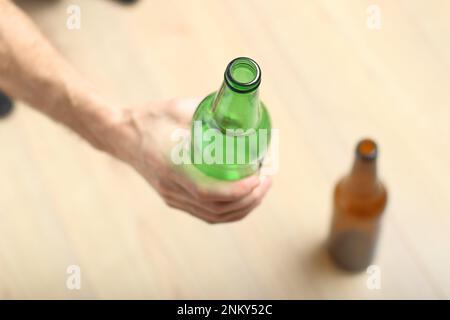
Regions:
[[303, 241, 363, 287], [300, 240, 370, 299]]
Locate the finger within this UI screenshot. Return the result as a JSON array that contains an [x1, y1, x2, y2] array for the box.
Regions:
[[165, 198, 226, 224], [161, 181, 241, 217], [205, 194, 265, 224], [203, 176, 272, 214], [165, 185, 266, 224], [220, 198, 263, 223], [174, 157, 262, 202], [192, 175, 261, 202]]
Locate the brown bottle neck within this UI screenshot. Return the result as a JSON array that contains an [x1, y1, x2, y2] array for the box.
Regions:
[[348, 158, 377, 189], [345, 140, 381, 195]]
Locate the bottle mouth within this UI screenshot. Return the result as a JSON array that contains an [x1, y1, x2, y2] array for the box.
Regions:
[[224, 57, 261, 93], [356, 138, 378, 160]]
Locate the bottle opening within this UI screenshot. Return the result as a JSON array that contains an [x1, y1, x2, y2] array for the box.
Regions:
[[225, 57, 261, 93], [356, 139, 378, 160], [231, 60, 258, 83]]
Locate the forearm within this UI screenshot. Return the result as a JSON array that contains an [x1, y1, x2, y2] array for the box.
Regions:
[[0, 0, 133, 159]]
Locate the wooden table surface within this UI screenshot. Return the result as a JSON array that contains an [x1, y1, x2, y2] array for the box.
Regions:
[[1, 0, 449, 299]]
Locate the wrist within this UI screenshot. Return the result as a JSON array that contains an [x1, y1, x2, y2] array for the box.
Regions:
[[56, 79, 142, 166], [85, 105, 126, 154], [90, 103, 141, 165]]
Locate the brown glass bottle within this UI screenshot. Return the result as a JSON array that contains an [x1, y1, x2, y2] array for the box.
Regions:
[[327, 139, 388, 272]]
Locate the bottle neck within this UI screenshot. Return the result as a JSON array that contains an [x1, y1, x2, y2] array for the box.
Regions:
[[211, 57, 262, 132], [348, 158, 377, 191], [211, 82, 261, 131], [345, 140, 380, 195]]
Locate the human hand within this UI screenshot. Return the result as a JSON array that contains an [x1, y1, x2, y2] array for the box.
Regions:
[[110, 99, 272, 223]]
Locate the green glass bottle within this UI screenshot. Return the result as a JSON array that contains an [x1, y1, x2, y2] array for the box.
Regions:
[[191, 57, 271, 181]]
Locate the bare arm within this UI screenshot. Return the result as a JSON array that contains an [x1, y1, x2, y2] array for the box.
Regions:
[[0, 0, 271, 223], [0, 0, 123, 153]]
